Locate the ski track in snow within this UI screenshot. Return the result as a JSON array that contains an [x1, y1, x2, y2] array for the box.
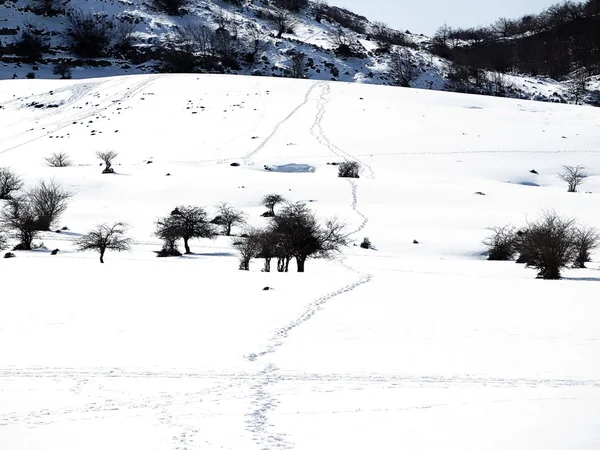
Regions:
[[242, 81, 324, 165], [243, 81, 377, 450], [0, 76, 159, 154]]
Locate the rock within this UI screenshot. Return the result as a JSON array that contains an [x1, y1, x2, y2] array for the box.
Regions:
[[50, 249, 59, 255], [413, 240, 419, 244], [263, 287, 271, 291], [166, 173, 171, 176], [474, 192, 486, 196], [62, 226, 69, 230], [4, 252, 16, 259], [147, 160, 153, 164], [530, 169, 539, 174], [230, 162, 240, 167]]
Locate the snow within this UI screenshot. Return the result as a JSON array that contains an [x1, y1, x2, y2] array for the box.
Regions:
[[1, 74, 600, 449]]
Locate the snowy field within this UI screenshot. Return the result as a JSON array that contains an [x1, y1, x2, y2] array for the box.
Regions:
[[1, 74, 600, 449]]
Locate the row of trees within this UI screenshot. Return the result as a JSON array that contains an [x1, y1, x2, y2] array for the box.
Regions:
[[432, 0, 600, 88], [484, 211, 599, 279]]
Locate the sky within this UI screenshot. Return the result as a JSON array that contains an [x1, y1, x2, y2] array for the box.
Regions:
[[328, 0, 579, 35]]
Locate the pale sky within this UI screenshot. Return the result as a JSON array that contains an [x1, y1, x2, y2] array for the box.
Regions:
[[329, 0, 581, 35]]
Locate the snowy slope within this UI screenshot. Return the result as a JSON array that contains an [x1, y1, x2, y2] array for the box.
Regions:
[[1, 74, 600, 449], [3, 0, 598, 105]]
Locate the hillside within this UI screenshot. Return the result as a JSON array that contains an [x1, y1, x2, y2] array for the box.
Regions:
[[1, 74, 600, 449], [1, 0, 598, 104]]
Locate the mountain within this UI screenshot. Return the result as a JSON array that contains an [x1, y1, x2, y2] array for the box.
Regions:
[[1, 0, 599, 105]]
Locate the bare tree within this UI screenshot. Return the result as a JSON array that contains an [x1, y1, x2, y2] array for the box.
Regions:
[[169, 205, 216, 254], [154, 215, 183, 257], [0, 196, 39, 250], [245, 23, 267, 64], [271, 9, 298, 39], [233, 227, 263, 270], [483, 225, 517, 260], [33, 0, 63, 16], [0, 229, 7, 251], [290, 52, 307, 78], [514, 210, 577, 279], [214, 203, 247, 236], [338, 161, 360, 178], [45, 151, 72, 167], [269, 202, 348, 272], [75, 222, 131, 263], [113, 19, 137, 53], [573, 225, 599, 268], [96, 151, 118, 174], [66, 8, 112, 57], [567, 68, 589, 105], [28, 179, 73, 231], [261, 194, 286, 217], [389, 49, 419, 87], [52, 59, 72, 79], [558, 165, 587, 192], [0, 167, 23, 200], [152, 0, 188, 15]]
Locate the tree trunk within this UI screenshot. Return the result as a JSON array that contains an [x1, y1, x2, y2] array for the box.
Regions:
[[264, 257, 271, 272], [184, 238, 191, 254], [226, 223, 232, 236], [284, 257, 291, 272], [296, 256, 306, 272], [277, 26, 284, 39], [100, 249, 105, 263]]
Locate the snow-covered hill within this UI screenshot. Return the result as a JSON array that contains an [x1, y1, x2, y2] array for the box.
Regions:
[[1, 0, 598, 104], [1, 74, 600, 449]]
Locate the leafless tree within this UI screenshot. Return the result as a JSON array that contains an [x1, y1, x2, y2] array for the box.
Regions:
[[269, 202, 348, 272], [573, 225, 599, 268], [170, 205, 216, 254], [389, 49, 419, 87], [0, 196, 39, 250], [567, 68, 589, 105], [558, 165, 587, 192], [0, 229, 7, 251], [45, 151, 72, 167], [261, 194, 286, 216], [113, 19, 137, 52], [433, 24, 452, 47], [233, 227, 263, 270], [271, 9, 298, 39], [52, 59, 72, 79], [33, 0, 63, 16], [66, 8, 112, 57], [290, 52, 307, 78], [0, 168, 23, 200], [96, 150, 118, 174], [214, 202, 247, 236], [154, 215, 182, 257], [338, 161, 360, 178], [492, 17, 518, 38], [483, 225, 517, 260], [514, 210, 577, 279], [152, 0, 188, 15], [75, 222, 132, 263], [28, 179, 73, 231]]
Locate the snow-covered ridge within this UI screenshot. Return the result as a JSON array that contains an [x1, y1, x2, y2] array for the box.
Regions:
[[2, 0, 597, 104]]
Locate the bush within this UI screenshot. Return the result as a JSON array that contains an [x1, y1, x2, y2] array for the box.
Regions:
[[272, 0, 308, 12], [155, 206, 216, 255], [15, 28, 48, 60], [514, 211, 577, 279], [152, 0, 188, 15], [96, 150, 118, 173], [66, 9, 112, 57], [45, 152, 72, 167], [483, 225, 517, 260], [360, 237, 371, 249], [28, 179, 73, 231], [558, 165, 587, 192], [52, 60, 72, 79], [26, 72, 36, 79], [0, 230, 7, 251], [0, 168, 23, 200], [338, 161, 360, 178], [0, 196, 39, 250], [573, 225, 599, 268]]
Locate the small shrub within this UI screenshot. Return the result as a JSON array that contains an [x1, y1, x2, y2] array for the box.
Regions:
[[483, 225, 517, 260], [52, 60, 72, 79], [0, 168, 23, 200], [360, 237, 371, 249], [96, 150, 118, 173], [573, 225, 599, 268], [45, 152, 72, 167], [26, 72, 36, 79], [152, 0, 188, 15], [66, 9, 112, 57], [558, 165, 587, 192], [15, 28, 48, 60], [338, 161, 360, 178]]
